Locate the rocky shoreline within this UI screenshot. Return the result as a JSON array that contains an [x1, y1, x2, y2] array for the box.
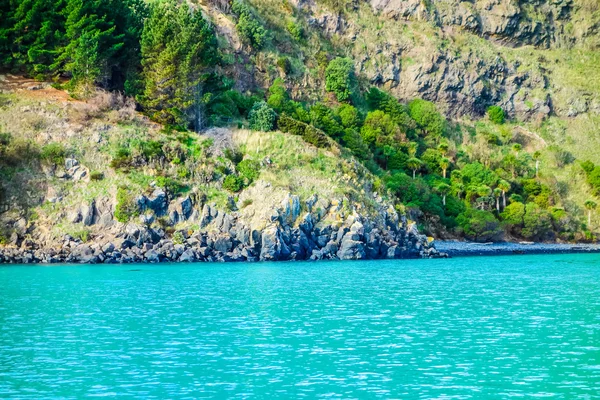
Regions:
[[0, 191, 446, 264], [435, 240, 600, 257]]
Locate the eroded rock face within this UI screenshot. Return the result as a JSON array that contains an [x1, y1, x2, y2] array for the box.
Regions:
[[369, 0, 576, 48], [0, 186, 445, 263]]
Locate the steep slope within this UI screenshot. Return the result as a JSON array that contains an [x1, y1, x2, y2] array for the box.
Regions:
[[0, 76, 439, 262]]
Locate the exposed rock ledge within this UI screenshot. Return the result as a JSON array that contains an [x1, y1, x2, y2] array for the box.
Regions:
[[0, 189, 446, 264]]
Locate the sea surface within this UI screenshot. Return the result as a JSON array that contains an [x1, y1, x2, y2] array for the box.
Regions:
[[1, 254, 600, 399]]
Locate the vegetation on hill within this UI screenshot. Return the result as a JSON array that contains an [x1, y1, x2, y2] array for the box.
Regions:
[[1, 0, 599, 243]]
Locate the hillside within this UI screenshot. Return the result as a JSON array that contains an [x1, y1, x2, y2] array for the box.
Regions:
[[0, 75, 438, 262], [1, 0, 600, 262]]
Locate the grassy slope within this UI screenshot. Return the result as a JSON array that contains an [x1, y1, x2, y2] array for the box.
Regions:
[[0, 76, 386, 242]]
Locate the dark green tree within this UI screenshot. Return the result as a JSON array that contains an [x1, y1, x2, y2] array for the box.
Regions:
[[325, 57, 355, 102], [139, 1, 217, 129]]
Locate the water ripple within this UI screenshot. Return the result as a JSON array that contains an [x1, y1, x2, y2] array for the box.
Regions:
[[1, 254, 600, 398]]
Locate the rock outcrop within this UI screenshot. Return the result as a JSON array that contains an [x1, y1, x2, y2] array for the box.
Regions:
[[0, 182, 446, 264]]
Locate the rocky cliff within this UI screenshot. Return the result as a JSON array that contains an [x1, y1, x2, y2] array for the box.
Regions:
[[0, 181, 441, 264], [230, 0, 598, 121]]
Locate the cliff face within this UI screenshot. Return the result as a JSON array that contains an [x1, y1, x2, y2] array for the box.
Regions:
[[237, 0, 598, 121], [0, 182, 440, 264], [369, 0, 584, 48]]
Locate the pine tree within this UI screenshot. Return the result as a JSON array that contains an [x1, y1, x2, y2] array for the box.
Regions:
[[3, 0, 66, 75], [139, 1, 217, 129], [55, 0, 143, 95]]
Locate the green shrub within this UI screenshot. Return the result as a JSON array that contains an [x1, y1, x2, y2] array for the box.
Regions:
[[501, 201, 525, 235], [223, 174, 244, 192], [456, 208, 502, 242], [287, 21, 303, 41], [277, 113, 306, 136], [237, 159, 261, 182], [40, 142, 66, 165], [304, 125, 330, 148], [155, 176, 186, 194], [172, 231, 185, 245], [232, 0, 268, 48], [137, 140, 164, 160], [521, 202, 553, 241], [248, 101, 276, 131], [90, 171, 104, 181], [110, 146, 132, 170], [276, 57, 292, 75], [325, 57, 355, 102], [72, 229, 91, 242], [115, 187, 139, 223], [487, 106, 505, 124]]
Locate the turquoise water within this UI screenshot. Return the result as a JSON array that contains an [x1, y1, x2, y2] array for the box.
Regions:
[[1, 255, 600, 399]]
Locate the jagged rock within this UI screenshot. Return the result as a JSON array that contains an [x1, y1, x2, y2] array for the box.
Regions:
[[179, 249, 196, 262], [280, 194, 301, 225], [65, 158, 79, 169], [81, 200, 95, 226], [145, 189, 168, 216]]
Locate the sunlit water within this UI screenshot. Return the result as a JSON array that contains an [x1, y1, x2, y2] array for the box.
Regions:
[[1, 254, 600, 399]]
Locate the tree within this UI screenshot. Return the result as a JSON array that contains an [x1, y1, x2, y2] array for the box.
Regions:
[[476, 185, 492, 210], [232, 0, 267, 49], [438, 142, 449, 156], [487, 105, 505, 124], [493, 188, 503, 212], [360, 110, 398, 147], [533, 151, 541, 178], [456, 208, 502, 242], [337, 104, 360, 129], [57, 0, 144, 95], [522, 202, 553, 241], [585, 200, 597, 227], [408, 99, 445, 139], [407, 158, 422, 179], [248, 101, 276, 131], [498, 180, 510, 209], [139, 1, 218, 129], [501, 201, 525, 235], [6, 0, 66, 75], [267, 78, 289, 113], [325, 57, 355, 102], [439, 157, 450, 179], [435, 183, 451, 206]]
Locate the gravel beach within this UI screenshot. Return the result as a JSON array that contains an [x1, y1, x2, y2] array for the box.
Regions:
[[435, 241, 600, 257]]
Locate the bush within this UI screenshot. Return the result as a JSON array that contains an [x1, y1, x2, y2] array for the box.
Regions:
[[277, 114, 329, 149], [237, 159, 261, 182], [277, 113, 306, 136], [456, 208, 502, 242], [501, 201, 525, 235], [304, 125, 330, 148], [232, 0, 268, 48], [72, 229, 91, 243], [90, 171, 104, 181], [408, 99, 445, 138], [522, 202, 553, 241], [487, 106, 505, 124], [287, 21, 303, 41], [223, 174, 244, 192], [248, 101, 276, 132], [276, 57, 292, 75], [115, 187, 139, 223], [325, 57, 355, 102], [40, 143, 66, 165]]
